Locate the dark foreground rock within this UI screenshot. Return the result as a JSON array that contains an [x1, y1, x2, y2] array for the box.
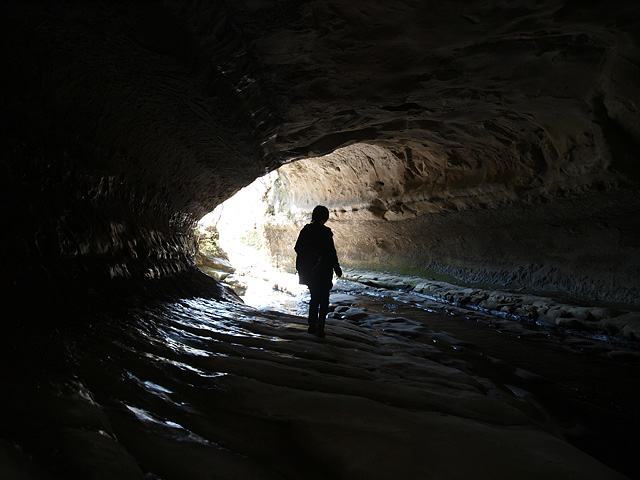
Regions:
[[2, 287, 634, 479]]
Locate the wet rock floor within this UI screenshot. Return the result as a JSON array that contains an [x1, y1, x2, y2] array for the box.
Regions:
[[1, 276, 639, 479]]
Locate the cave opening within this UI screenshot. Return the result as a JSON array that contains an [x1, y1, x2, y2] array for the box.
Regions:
[[196, 169, 306, 313]]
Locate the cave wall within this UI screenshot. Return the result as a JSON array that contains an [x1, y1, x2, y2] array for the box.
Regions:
[[264, 145, 640, 304], [1, 2, 261, 293], [1, 1, 639, 306]]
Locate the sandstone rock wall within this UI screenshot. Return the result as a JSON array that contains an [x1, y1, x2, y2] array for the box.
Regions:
[[265, 144, 640, 305]]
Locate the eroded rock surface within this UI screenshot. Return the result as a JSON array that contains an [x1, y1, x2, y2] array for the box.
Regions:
[[265, 144, 640, 304], [2, 1, 639, 305], [3, 291, 635, 479], [1, 2, 640, 478]]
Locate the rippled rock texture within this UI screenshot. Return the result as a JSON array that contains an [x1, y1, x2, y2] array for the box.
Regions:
[[2, 1, 640, 478], [2, 289, 636, 479]]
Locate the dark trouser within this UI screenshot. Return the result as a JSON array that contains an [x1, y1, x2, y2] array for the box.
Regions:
[[308, 282, 331, 335]]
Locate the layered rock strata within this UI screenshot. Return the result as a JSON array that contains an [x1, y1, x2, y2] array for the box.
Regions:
[[264, 143, 640, 305], [2, 2, 639, 304]]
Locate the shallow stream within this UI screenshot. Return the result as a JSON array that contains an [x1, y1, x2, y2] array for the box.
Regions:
[[2, 276, 638, 479]]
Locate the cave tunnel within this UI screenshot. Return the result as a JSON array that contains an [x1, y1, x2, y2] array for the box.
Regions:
[[1, 1, 640, 479]]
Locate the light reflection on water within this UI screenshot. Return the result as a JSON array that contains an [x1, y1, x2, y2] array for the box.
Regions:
[[124, 404, 215, 447], [141, 276, 634, 480], [141, 351, 229, 378], [9, 266, 639, 479]]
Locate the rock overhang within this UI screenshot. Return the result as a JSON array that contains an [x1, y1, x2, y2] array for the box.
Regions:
[[1, 1, 639, 305]]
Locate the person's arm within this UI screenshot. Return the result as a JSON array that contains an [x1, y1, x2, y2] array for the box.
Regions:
[[326, 230, 342, 277]]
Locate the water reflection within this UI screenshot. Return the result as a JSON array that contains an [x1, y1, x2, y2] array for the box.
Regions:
[[124, 404, 214, 446], [5, 272, 639, 479]]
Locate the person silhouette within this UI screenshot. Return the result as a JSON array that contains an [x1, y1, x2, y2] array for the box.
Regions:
[[294, 205, 342, 337]]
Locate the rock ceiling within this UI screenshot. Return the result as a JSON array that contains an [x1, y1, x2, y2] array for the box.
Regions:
[[2, 5, 640, 479], [4, 2, 639, 210], [1, 1, 639, 303]]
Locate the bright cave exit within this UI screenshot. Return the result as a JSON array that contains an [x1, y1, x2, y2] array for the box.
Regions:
[[196, 171, 306, 313]]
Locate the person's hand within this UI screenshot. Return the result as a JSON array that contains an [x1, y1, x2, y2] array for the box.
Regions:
[[335, 266, 342, 277]]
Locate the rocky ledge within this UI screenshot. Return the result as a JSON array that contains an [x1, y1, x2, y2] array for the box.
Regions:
[[344, 271, 640, 344]]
